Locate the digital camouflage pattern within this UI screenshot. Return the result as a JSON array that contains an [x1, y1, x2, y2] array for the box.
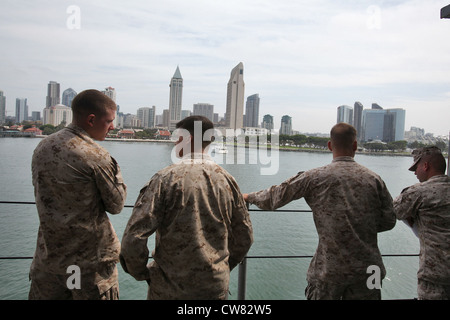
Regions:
[[30, 123, 127, 297], [247, 156, 396, 285], [120, 153, 253, 300], [394, 175, 450, 289]]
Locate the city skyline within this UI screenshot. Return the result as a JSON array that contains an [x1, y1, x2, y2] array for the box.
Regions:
[[1, 1, 449, 136]]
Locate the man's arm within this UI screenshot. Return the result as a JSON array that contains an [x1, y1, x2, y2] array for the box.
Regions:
[[228, 192, 253, 271], [120, 178, 163, 281], [95, 156, 127, 215], [246, 171, 306, 210]]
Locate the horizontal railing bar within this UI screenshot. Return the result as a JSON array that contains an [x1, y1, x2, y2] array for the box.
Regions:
[[0, 253, 419, 260], [0, 200, 312, 212]]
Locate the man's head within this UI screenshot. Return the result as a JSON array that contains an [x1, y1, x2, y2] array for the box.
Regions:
[[408, 146, 446, 182], [328, 123, 357, 157], [174, 116, 215, 157], [71, 89, 117, 141]]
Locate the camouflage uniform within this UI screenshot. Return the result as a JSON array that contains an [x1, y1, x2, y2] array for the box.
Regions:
[[247, 156, 396, 299], [29, 123, 127, 300], [120, 153, 253, 300], [394, 174, 450, 299]]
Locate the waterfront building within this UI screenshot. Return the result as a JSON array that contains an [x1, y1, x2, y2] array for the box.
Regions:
[[362, 108, 405, 142], [15, 98, 28, 123], [0, 91, 5, 125], [337, 105, 353, 125], [43, 104, 72, 126], [62, 88, 77, 108], [169, 66, 183, 130], [225, 62, 245, 130], [280, 115, 292, 135], [31, 111, 41, 121], [193, 103, 214, 122], [46, 81, 60, 108], [261, 114, 274, 131], [245, 94, 260, 128], [353, 101, 363, 140], [137, 106, 156, 129]]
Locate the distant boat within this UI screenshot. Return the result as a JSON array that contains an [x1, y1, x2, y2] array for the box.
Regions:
[[214, 143, 228, 153]]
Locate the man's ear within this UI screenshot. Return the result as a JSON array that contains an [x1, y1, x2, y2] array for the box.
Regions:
[[327, 140, 332, 152], [352, 140, 357, 151], [86, 114, 96, 127]]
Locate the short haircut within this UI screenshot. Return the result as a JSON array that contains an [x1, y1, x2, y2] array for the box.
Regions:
[[71, 89, 116, 120], [330, 123, 357, 150], [176, 115, 214, 149], [420, 147, 447, 174]]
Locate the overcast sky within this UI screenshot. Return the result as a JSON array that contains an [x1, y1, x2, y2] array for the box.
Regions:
[[1, 0, 449, 136]]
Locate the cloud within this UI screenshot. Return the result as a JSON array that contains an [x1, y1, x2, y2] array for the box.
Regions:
[[0, 0, 449, 135]]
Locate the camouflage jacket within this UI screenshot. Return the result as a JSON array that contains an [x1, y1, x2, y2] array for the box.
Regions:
[[31, 123, 127, 275], [247, 156, 396, 284], [120, 153, 253, 299], [394, 174, 450, 284]]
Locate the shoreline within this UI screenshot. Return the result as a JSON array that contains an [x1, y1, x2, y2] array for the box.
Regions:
[[6, 135, 447, 158]]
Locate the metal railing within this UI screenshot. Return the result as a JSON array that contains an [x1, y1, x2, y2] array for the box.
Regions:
[[0, 200, 419, 300]]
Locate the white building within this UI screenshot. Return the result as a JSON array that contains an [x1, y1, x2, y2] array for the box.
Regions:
[[225, 62, 245, 130], [43, 104, 72, 126]]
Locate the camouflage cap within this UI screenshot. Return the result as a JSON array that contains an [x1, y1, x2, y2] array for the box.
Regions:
[[409, 146, 443, 171]]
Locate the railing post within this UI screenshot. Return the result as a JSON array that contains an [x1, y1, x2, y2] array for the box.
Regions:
[[237, 256, 247, 300]]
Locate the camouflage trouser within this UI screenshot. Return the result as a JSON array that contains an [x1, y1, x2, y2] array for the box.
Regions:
[[28, 265, 119, 300], [418, 279, 450, 300], [305, 279, 381, 300]]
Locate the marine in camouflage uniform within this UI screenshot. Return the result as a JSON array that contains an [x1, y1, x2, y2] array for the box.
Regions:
[[29, 90, 127, 300], [244, 123, 396, 300], [394, 146, 450, 299], [120, 116, 253, 300]]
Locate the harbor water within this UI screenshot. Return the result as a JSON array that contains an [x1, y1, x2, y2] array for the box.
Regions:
[[0, 137, 420, 300]]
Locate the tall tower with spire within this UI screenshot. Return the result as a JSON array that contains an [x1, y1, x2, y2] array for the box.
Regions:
[[225, 62, 245, 130], [169, 66, 183, 130]]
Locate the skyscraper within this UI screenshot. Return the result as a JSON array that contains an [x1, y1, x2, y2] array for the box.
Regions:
[[362, 108, 406, 142], [15, 98, 28, 123], [169, 66, 183, 130], [353, 101, 363, 141], [225, 62, 245, 130], [337, 105, 353, 125], [261, 114, 274, 130], [62, 88, 77, 108], [102, 87, 116, 102], [137, 106, 156, 128], [193, 103, 214, 122], [245, 94, 260, 127], [280, 115, 292, 135], [0, 91, 6, 125], [46, 81, 60, 108]]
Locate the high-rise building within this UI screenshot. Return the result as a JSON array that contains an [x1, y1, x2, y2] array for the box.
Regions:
[[43, 104, 72, 126], [102, 87, 116, 102], [62, 88, 77, 108], [15, 98, 28, 123], [362, 107, 405, 142], [280, 115, 292, 135], [0, 91, 6, 125], [137, 106, 156, 128], [353, 101, 363, 140], [337, 105, 353, 125], [169, 66, 183, 130], [46, 81, 60, 108], [245, 94, 260, 127], [261, 114, 274, 130], [225, 62, 245, 130], [193, 103, 214, 122]]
